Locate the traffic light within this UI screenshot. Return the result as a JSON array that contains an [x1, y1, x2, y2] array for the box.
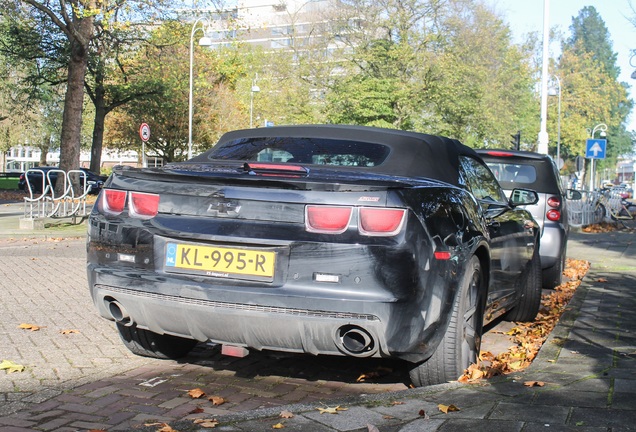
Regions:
[[510, 131, 521, 150], [575, 155, 585, 172]]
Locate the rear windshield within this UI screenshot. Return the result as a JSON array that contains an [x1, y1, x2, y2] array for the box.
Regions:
[[207, 137, 391, 167], [485, 162, 537, 185]]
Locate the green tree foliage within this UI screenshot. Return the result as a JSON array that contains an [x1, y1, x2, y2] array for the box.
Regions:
[[1, 0, 102, 182], [0, 32, 64, 167], [322, 0, 538, 148], [323, 0, 438, 130], [105, 21, 245, 162], [557, 6, 633, 171], [0, 0, 187, 181], [424, 3, 538, 148], [567, 6, 620, 79]]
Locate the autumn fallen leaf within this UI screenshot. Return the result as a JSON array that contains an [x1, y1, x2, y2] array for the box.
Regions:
[[0, 360, 25, 373], [187, 388, 206, 399], [193, 418, 219, 428], [144, 423, 176, 432], [524, 381, 545, 387], [438, 404, 460, 414], [418, 409, 429, 419], [208, 395, 226, 406], [279, 410, 294, 419], [317, 406, 348, 414], [272, 423, 285, 429], [60, 329, 80, 335], [356, 366, 393, 382], [18, 323, 44, 331]]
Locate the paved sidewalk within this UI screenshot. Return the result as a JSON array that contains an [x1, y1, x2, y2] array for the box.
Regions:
[[151, 229, 636, 431], [0, 198, 634, 431]]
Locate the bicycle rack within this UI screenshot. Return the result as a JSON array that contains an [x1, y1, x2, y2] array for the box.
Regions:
[[567, 191, 606, 228], [20, 169, 93, 229]]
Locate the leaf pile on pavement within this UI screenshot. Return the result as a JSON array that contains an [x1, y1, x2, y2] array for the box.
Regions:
[[582, 222, 620, 233], [0, 190, 26, 202], [460, 258, 590, 383]]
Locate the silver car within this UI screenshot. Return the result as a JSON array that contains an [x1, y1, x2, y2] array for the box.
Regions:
[[477, 149, 581, 289]]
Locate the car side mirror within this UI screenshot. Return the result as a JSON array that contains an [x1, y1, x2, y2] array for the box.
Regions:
[[509, 188, 539, 206], [566, 189, 582, 200]]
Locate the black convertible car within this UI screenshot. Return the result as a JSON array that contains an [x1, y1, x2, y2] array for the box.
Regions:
[[87, 125, 541, 386]]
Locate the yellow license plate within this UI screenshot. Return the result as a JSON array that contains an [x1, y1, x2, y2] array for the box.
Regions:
[[165, 243, 276, 279]]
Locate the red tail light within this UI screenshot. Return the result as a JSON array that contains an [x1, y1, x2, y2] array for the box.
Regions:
[[102, 189, 127, 215], [434, 251, 452, 260], [305, 205, 406, 236], [129, 192, 160, 219], [101, 189, 159, 219], [546, 209, 561, 221], [306, 206, 352, 234], [359, 207, 406, 236], [547, 196, 560, 208]]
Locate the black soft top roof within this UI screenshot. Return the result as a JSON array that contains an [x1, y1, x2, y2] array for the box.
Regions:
[[197, 125, 478, 187]]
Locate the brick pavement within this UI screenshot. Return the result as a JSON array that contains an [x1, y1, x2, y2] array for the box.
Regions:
[[0, 237, 409, 431], [2, 222, 633, 431]]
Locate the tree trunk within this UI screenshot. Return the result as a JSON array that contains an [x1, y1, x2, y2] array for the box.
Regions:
[[90, 103, 106, 174], [56, 20, 93, 195]]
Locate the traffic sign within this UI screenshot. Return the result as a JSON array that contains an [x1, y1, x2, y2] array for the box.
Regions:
[[139, 123, 150, 142], [585, 138, 606, 159]]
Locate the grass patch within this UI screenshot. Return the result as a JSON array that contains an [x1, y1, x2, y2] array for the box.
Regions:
[[0, 177, 19, 190]]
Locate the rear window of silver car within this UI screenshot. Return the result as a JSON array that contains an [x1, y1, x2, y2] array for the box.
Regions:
[[485, 162, 537, 185]]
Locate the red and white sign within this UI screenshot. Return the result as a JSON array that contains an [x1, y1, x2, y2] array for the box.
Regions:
[[139, 123, 150, 142]]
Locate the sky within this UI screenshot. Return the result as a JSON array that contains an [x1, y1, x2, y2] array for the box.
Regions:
[[487, 0, 636, 131]]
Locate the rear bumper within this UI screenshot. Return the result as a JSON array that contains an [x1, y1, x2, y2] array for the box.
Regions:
[[539, 222, 567, 269], [87, 251, 457, 364]]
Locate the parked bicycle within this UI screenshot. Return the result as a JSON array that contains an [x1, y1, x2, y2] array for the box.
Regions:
[[593, 188, 636, 230]]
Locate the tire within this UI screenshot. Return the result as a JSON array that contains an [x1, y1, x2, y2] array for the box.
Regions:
[[506, 246, 542, 322], [594, 203, 606, 223], [542, 245, 566, 289], [116, 323, 198, 359], [409, 256, 484, 387]]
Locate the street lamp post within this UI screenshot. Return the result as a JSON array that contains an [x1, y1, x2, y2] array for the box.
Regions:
[[249, 74, 260, 128], [537, 0, 551, 154], [188, 17, 212, 160], [549, 75, 562, 170], [588, 123, 607, 191]]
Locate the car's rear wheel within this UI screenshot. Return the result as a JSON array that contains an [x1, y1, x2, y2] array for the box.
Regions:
[[409, 256, 484, 387], [116, 323, 198, 359], [506, 246, 542, 322], [542, 245, 566, 289]]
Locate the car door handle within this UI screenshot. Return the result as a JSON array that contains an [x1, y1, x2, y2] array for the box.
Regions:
[[488, 220, 500, 231]]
